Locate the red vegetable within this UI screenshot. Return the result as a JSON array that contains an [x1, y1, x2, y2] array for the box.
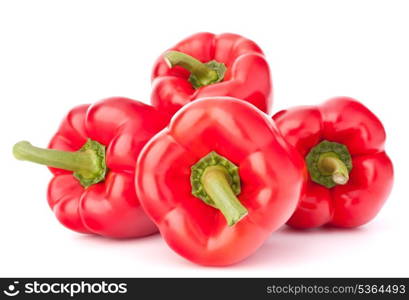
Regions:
[[13, 97, 167, 238], [151, 32, 272, 118], [135, 97, 304, 265], [273, 97, 393, 228]]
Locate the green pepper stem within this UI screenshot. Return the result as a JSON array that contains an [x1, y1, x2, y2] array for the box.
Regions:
[[13, 141, 98, 174], [164, 51, 217, 82], [164, 51, 227, 89], [13, 140, 107, 188], [305, 140, 352, 188], [201, 166, 248, 226], [318, 155, 349, 185]]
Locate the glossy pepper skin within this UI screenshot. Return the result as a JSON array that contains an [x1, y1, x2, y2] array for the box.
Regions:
[[151, 32, 272, 119], [13, 97, 167, 238], [273, 97, 393, 228], [135, 97, 304, 266]]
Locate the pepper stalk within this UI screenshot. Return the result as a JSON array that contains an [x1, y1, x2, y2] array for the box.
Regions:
[[13, 139, 107, 188], [164, 51, 226, 89], [305, 140, 352, 188], [191, 151, 247, 226]]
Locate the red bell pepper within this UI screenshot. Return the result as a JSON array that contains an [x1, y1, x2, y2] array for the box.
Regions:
[[135, 97, 304, 265], [13, 97, 167, 238], [151, 32, 272, 118], [273, 97, 394, 228]]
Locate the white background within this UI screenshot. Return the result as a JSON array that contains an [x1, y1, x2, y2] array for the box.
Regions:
[[0, 0, 408, 277]]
